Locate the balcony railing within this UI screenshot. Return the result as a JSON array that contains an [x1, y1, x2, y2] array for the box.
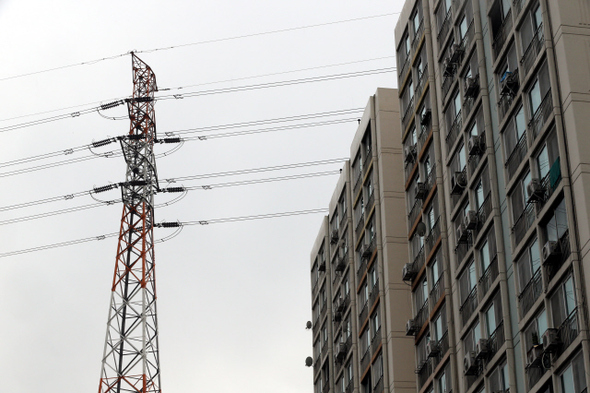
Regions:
[[417, 358, 434, 390], [314, 352, 322, 374], [460, 286, 478, 327], [488, 320, 505, 355], [468, 133, 485, 176], [506, 132, 528, 181], [361, 345, 371, 373], [412, 20, 425, 51], [414, 299, 430, 331], [363, 148, 373, 174], [512, 203, 535, 248], [402, 96, 415, 132], [431, 330, 449, 370], [405, 160, 417, 183], [370, 278, 380, 306], [546, 230, 571, 282], [479, 255, 499, 299], [477, 193, 492, 229], [371, 327, 382, 355], [425, 218, 441, 256], [529, 89, 552, 140], [513, 0, 524, 16], [492, 9, 513, 60], [437, 9, 453, 50], [445, 111, 462, 154], [416, 68, 428, 100], [498, 93, 514, 122], [455, 230, 472, 266], [442, 75, 453, 100], [408, 198, 423, 231], [412, 246, 426, 276], [359, 300, 369, 325], [366, 191, 375, 213], [399, 55, 411, 86], [418, 124, 430, 153], [353, 166, 362, 194], [521, 25, 544, 78], [518, 269, 542, 318], [537, 158, 561, 210], [429, 275, 445, 307], [357, 257, 367, 284], [355, 212, 365, 238], [345, 380, 353, 393], [374, 376, 384, 393], [461, 21, 476, 52], [555, 308, 579, 359]]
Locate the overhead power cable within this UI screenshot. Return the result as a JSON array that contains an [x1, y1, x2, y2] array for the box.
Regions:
[[0, 208, 328, 259], [0, 12, 399, 83]]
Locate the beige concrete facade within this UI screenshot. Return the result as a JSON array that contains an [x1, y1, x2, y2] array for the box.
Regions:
[[394, 1, 590, 393], [309, 88, 416, 393]]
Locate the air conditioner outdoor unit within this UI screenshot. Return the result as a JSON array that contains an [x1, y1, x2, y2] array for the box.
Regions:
[[527, 179, 546, 203], [402, 263, 417, 282], [335, 257, 346, 272], [420, 109, 432, 126], [463, 352, 478, 375], [335, 298, 346, 313], [542, 328, 561, 353], [336, 342, 347, 360], [415, 182, 428, 200], [405, 319, 419, 336], [542, 241, 561, 266], [330, 229, 339, 244], [464, 210, 479, 230], [426, 339, 441, 358], [318, 260, 326, 272], [333, 310, 342, 323], [500, 71, 518, 97], [527, 345, 543, 368], [465, 76, 479, 98], [475, 338, 491, 360], [468, 134, 484, 156], [405, 145, 417, 163], [456, 223, 469, 244], [449, 43, 465, 64], [451, 171, 467, 195]]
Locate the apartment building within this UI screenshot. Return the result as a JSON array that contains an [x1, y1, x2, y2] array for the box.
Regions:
[[395, 1, 590, 393], [309, 88, 416, 393]]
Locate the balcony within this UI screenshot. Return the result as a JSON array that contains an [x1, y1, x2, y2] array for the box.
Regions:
[[479, 255, 499, 299], [359, 300, 369, 325], [417, 358, 434, 390], [363, 148, 373, 175], [441, 74, 453, 100], [518, 269, 542, 318], [460, 286, 478, 327], [461, 21, 475, 52], [412, 245, 426, 276], [506, 132, 527, 181], [371, 327, 382, 355], [429, 275, 445, 307], [357, 257, 367, 284], [353, 166, 362, 194], [408, 198, 423, 231], [492, 9, 513, 60], [412, 20, 425, 52], [361, 344, 371, 373], [370, 279, 380, 307], [366, 191, 375, 214], [399, 55, 411, 86], [416, 66, 428, 98], [498, 93, 514, 122], [512, 203, 535, 248], [536, 158, 561, 210], [402, 96, 415, 132], [555, 308, 579, 359], [477, 193, 492, 229], [445, 111, 462, 154], [425, 218, 441, 256], [431, 330, 449, 370], [521, 25, 544, 78], [488, 321, 505, 355], [418, 124, 430, 153], [546, 230, 571, 282], [437, 9, 453, 50], [455, 229, 472, 265], [414, 299, 430, 332], [529, 90, 552, 140], [405, 160, 417, 183], [468, 131, 486, 176]]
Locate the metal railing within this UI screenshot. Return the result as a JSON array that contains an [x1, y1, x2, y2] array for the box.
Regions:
[[546, 230, 571, 282], [374, 376, 384, 393], [506, 132, 528, 181], [555, 308, 579, 359], [512, 203, 535, 248], [361, 345, 371, 373], [455, 230, 472, 266], [399, 55, 411, 86], [468, 132, 485, 176], [513, 0, 524, 16], [425, 218, 441, 256], [366, 191, 375, 214], [498, 93, 514, 122], [345, 380, 353, 393], [479, 255, 499, 299], [417, 358, 434, 390], [529, 89, 552, 140], [363, 148, 373, 175], [413, 246, 426, 276], [353, 166, 362, 194], [402, 96, 415, 132], [414, 299, 430, 331], [405, 160, 417, 183], [371, 327, 382, 355], [492, 9, 513, 60], [356, 257, 367, 284], [416, 66, 428, 98], [359, 300, 369, 325], [488, 321, 505, 355], [430, 275, 445, 308], [460, 286, 478, 327], [518, 269, 542, 318], [370, 278, 380, 307], [477, 193, 492, 229], [537, 158, 561, 210], [412, 20, 425, 52], [461, 21, 475, 52], [437, 9, 453, 50], [431, 330, 449, 370], [521, 25, 544, 78], [355, 213, 365, 239], [418, 125, 430, 153], [445, 111, 462, 154], [408, 198, 423, 231]]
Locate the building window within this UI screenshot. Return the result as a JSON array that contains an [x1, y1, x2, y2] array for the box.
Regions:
[[489, 359, 509, 393], [560, 351, 587, 393], [551, 275, 576, 329], [524, 308, 547, 350]]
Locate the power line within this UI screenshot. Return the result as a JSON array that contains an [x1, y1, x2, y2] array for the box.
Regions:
[[0, 208, 328, 259], [0, 12, 399, 83]]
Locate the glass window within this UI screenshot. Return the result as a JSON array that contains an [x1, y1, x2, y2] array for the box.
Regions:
[[561, 352, 587, 393]]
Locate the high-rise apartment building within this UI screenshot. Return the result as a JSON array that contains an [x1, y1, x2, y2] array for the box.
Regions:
[[395, 1, 590, 393], [309, 88, 417, 393]]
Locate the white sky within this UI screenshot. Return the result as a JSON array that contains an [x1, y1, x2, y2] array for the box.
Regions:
[[0, 1, 404, 392]]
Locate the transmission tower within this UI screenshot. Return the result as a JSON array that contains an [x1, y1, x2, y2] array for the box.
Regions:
[[98, 53, 161, 393]]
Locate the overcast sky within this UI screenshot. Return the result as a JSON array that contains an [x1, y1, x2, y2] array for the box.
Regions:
[[0, 1, 404, 392]]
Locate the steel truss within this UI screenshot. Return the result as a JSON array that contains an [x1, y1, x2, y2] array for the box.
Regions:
[[99, 53, 161, 393]]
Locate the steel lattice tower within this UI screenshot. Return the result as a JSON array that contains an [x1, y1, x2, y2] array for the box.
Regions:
[[98, 53, 161, 393]]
